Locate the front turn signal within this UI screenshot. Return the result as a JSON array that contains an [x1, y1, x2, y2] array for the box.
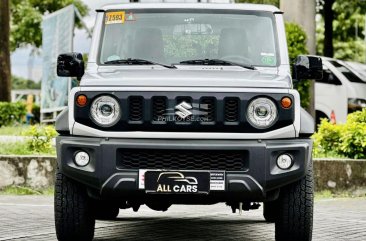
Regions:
[[281, 97, 292, 109], [76, 94, 88, 107]]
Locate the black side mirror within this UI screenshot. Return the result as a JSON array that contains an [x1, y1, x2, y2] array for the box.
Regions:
[[293, 55, 323, 81], [57, 52, 85, 81]]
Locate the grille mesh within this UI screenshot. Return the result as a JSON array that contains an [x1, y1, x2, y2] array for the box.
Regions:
[[152, 96, 167, 121], [224, 97, 240, 122], [128, 96, 143, 121], [118, 149, 248, 171]]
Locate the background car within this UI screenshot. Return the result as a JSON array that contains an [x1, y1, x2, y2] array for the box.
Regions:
[[315, 57, 366, 125]]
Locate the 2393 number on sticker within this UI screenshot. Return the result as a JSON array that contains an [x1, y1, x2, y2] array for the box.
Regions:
[[105, 11, 125, 24]]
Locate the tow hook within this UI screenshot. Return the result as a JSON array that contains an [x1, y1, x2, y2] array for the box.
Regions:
[[125, 201, 141, 212], [227, 202, 261, 215], [132, 204, 140, 212]]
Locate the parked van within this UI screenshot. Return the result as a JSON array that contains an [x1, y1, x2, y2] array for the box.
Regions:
[[315, 57, 366, 125], [346, 61, 366, 80]]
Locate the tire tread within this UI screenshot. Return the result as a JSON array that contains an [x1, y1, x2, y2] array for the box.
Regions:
[[55, 171, 95, 241], [275, 161, 314, 241]]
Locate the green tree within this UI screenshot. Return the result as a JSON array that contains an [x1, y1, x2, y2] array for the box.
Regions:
[[10, 0, 89, 51], [0, 0, 89, 103], [12, 76, 41, 90], [317, 0, 366, 61]]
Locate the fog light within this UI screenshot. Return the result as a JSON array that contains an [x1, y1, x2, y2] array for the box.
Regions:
[[74, 151, 90, 167], [276, 154, 293, 170]]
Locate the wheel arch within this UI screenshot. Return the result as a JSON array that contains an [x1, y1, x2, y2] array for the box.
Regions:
[[55, 108, 70, 135]]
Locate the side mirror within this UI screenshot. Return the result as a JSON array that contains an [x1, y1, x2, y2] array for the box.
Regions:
[[293, 55, 323, 81], [57, 52, 85, 81]]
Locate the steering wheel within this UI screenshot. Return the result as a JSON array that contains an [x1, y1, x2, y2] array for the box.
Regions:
[[220, 55, 253, 65]]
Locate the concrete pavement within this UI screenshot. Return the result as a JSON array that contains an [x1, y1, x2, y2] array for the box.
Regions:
[[0, 196, 365, 241]]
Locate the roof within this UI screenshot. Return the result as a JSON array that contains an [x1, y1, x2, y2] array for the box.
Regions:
[[98, 3, 281, 13]]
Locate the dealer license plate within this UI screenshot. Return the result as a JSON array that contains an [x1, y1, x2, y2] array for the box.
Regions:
[[144, 171, 210, 194]]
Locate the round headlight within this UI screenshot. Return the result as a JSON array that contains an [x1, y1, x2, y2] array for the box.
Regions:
[[247, 97, 278, 129], [90, 95, 121, 127]]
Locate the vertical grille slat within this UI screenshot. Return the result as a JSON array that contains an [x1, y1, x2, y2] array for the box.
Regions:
[[152, 96, 167, 121], [224, 97, 240, 122], [128, 96, 143, 121]]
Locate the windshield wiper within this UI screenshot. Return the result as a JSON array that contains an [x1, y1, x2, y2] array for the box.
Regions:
[[179, 59, 256, 70], [104, 58, 177, 69]]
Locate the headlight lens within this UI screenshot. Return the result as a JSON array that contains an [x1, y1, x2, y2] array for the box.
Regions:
[[247, 97, 278, 129], [90, 95, 121, 127]]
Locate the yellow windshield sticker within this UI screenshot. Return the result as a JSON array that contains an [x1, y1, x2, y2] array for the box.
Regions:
[[105, 11, 125, 25]]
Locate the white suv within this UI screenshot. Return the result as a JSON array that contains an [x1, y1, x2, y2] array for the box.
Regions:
[[54, 3, 322, 241]]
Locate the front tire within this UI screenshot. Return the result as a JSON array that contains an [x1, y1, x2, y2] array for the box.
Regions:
[[275, 161, 314, 241], [55, 171, 95, 241], [263, 201, 278, 223]]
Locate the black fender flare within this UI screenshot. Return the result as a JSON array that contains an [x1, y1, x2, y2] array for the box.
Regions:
[[55, 108, 69, 135], [299, 107, 315, 137]]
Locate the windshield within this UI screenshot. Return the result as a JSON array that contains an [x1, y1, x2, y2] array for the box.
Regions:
[[99, 9, 279, 67]]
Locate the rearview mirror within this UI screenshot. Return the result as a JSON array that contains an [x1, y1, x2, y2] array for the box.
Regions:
[[293, 55, 323, 81], [57, 52, 85, 81]]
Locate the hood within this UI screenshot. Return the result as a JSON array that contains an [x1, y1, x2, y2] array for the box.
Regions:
[[80, 67, 292, 89]]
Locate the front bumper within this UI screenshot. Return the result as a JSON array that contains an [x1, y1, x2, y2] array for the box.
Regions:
[[56, 137, 312, 202]]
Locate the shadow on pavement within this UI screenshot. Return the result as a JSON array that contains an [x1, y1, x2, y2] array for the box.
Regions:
[[94, 217, 274, 241]]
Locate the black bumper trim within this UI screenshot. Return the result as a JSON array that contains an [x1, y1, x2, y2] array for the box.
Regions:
[[56, 137, 312, 201]]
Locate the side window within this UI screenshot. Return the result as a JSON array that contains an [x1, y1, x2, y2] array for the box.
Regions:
[[329, 60, 366, 84], [316, 66, 342, 85]]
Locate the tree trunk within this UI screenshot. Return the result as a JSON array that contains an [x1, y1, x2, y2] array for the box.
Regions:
[[323, 0, 335, 57], [0, 0, 11, 102]]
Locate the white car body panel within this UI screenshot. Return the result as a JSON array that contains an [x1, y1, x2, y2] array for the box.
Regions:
[[315, 57, 366, 123]]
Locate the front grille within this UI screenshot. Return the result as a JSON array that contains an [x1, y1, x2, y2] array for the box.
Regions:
[[128, 96, 143, 121], [117, 149, 248, 171], [74, 91, 295, 133]]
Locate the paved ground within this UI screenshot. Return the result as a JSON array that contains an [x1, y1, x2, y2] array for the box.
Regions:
[[0, 196, 365, 241]]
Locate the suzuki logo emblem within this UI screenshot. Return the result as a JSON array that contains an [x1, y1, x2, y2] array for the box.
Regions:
[[175, 101, 193, 118]]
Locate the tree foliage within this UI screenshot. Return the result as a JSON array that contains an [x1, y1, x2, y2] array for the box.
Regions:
[[286, 23, 308, 60], [285, 22, 310, 108], [317, 0, 366, 61], [0, 102, 26, 126], [235, 0, 279, 6], [12, 75, 41, 90], [10, 0, 88, 51], [313, 109, 366, 159]]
